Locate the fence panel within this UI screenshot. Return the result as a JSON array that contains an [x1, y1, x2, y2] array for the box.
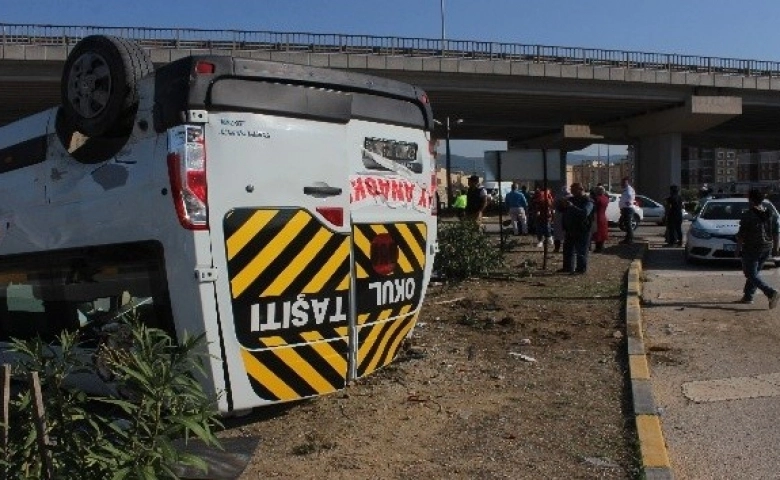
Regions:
[[1, 23, 778, 77]]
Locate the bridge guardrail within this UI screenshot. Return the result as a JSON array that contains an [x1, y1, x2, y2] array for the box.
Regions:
[[2, 23, 780, 77]]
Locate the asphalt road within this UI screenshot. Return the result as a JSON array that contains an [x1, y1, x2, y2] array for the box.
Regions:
[[641, 223, 780, 479]]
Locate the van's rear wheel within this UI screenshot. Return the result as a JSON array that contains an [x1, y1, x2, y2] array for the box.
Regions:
[[61, 35, 153, 137]]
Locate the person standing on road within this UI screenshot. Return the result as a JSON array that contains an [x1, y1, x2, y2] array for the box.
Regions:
[[504, 183, 528, 236], [560, 182, 594, 274], [664, 185, 684, 247], [591, 185, 610, 252], [735, 189, 780, 308], [618, 177, 636, 245], [464, 175, 489, 225]]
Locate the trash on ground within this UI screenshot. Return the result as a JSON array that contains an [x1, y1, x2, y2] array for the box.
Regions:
[[509, 352, 537, 362], [434, 297, 465, 305], [582, 456, 619, 468]]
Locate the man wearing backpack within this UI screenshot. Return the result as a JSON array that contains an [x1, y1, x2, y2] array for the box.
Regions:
[[735, 188, 780, 308], [560, 183, 594, 274]]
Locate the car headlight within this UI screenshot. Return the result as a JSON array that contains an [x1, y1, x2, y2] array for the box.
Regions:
[[689, 226, 712, 239]]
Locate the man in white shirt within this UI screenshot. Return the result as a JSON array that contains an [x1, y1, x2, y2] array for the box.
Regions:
[[619, 177, 636, 244]]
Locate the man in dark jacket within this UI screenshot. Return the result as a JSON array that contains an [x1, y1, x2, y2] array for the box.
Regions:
[[664, 185, 685, 246], [735, 189, 780, 308], [560, 183, 594, 274], [464, 175, 489, 224]]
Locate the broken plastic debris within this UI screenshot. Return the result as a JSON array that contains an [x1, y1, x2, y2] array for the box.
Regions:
[[509, 352, 537, 362], [583, 456, 619, 468]]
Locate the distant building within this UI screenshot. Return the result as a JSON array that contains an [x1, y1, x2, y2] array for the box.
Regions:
[[435, 168, 475, 203], [569, 158, 632, 192], [681, 147, 741, 190], [682, 147, 779, 193]]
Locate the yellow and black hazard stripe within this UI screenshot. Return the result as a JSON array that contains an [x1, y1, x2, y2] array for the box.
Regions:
[[356, 307, 419, 377], [223, 208, 351, 402], [352, 222, 427, 378], [239, 329, 349, 402]]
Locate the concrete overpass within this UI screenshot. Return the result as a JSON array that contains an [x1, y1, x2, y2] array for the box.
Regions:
[[3, 24, 780, 199]]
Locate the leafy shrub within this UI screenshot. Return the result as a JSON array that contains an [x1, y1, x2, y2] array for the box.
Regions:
[[1, 322, 221, 480], [434, 220, 505, 279]]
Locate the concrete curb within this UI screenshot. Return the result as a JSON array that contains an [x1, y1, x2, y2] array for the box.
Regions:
[[626, 245, 674, 480]]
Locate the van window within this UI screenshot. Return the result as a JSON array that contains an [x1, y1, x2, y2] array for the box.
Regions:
[[0, 241, 174, 344]]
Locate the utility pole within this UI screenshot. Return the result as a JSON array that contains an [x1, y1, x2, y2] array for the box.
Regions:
[[445, 116, 452, 207], [607, 144, 611, 191], [597, 144, 601, 187], [436, 116, 463, 208], [440, 0, 446, 53]]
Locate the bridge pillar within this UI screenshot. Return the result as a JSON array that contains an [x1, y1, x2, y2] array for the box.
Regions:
[[553, 149, 567, 194], [634, 133, 681, 202]]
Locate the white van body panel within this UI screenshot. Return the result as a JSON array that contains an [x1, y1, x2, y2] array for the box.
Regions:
[[0, 49, 437, 414]]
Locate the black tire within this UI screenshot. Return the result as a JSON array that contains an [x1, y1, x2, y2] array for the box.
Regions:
[[617, 213, 640, 232], [61, 35, 154, 137]]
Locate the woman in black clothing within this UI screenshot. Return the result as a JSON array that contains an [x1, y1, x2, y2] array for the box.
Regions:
[[664, 185, 684, 246]]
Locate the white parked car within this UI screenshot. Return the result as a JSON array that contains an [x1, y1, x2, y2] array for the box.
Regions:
[[684, 198, 780, 266], [605, 193, 644, 231], [635, 195, 665, 225]]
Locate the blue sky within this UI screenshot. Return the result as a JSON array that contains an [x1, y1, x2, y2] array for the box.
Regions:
[[5, 0, 779, 157]]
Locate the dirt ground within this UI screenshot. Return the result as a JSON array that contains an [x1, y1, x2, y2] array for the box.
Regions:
[[221, 229, 643, 479]]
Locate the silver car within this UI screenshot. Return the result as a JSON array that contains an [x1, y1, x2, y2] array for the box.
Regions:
[[635, 195, 665, 225]]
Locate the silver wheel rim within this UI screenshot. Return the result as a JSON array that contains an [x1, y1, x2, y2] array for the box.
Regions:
[[66, 51, 112, 119]]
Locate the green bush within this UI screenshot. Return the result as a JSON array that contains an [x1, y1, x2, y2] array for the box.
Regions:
[[0, 322, 221, 480], [434, 220, 505, 279]]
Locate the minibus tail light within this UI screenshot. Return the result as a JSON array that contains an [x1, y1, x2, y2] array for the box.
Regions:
[[195, 61, 216, 74], [316, 207, 344, 227], [167, 126, 208, 230]]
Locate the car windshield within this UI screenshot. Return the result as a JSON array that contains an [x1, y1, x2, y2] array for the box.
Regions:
[[698, 202, 749, 220], [698, 201, 776, 220]]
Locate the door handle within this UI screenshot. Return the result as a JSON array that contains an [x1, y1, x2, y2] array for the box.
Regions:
[[304, 186, 342, 197]]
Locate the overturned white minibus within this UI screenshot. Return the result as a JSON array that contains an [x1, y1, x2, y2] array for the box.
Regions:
[[0, 35, 438, 413]]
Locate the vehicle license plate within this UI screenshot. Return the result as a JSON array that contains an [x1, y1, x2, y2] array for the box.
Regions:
[[723, 243, 736, 252]]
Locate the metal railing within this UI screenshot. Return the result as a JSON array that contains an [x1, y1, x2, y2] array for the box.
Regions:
[[2, 23, 780, 77]]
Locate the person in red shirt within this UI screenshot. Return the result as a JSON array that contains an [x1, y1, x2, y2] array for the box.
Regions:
[[533, 187, 554, 248]]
